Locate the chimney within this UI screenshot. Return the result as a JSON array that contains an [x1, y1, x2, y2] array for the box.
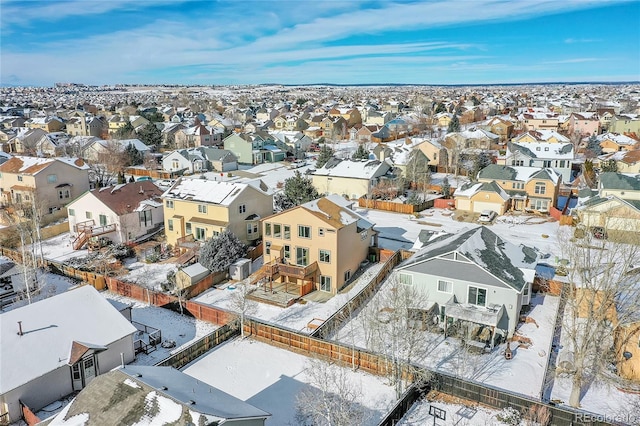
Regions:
[[17, 321, 23, 336]]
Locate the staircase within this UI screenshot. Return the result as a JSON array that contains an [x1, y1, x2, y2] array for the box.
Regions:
[[72, 220, 117, 250]]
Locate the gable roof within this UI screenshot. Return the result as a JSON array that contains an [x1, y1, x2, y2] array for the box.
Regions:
[[41, 366, 270, 425], [599, 172, 640, 191], [284, 196, 375, 231], [0, 286, 136, 394], [311, 158, 390, 179], [0, 156, 88, 174], [454, 180, 510, 200], [398, 226, 537, 291], [163, 177, 268, 205], [74, 181, 164, 216]]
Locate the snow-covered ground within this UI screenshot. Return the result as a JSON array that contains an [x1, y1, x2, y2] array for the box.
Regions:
[[29, 232, 88, 263], [183, 338, 397, 426], [399, 397, 504, 426], [332, 281, 559, 398], [102, 291, 219, 365], [194, 262, 384, 333], [0, 270, 79, 312], [119, 258, 178, 291]]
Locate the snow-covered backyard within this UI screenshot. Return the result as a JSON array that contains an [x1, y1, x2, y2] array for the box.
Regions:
[[399, 397, 504, 426], [183, 338, 398, 426]]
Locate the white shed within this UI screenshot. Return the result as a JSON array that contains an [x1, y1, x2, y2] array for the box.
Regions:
[[229, 258, 251, 281]]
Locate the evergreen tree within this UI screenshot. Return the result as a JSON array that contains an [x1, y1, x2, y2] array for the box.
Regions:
[[115, 121, 135, 139], [117, 171, 125, 184], [441, 176, 451, 198], [435, 102, 446, 114], [600, 159, 618, 173], [124, 143, 143, 166], [274, 171, 319, 211], [199, 230, 247, 273], [351, 143, 369, 161], [586, 135, 602, 156], [447, 115, 460, 133], [316, 144, 334, 168], [129, 175, 135, 183], [137, 122, 162, 146]]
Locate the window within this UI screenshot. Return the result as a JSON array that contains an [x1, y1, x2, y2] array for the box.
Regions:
[[165, 200, 174, 208], [296, 247, 309, 266], [536, 147, 540, 151], [298, 225, 311, 238], [523, 284, 529, 296], [265, 223, 271, 236], [197, 204, 207, 214], [344, 270, 351, 282], [72, 363, 81, 380], [274, 224, 281, 238], [47, 174, 57, 183], [265, 241, 271, 255], [168, 219, 174, 231], [512, 182, 524, 190], [186, 222, 192, 235], [195, 227, 206, 240], [544, 147, 549, 151], [171, 160, 179, 170], [284, 244, 290, 259], [398, 273, 413, 286], [542, 160, 552, 167], [284, 225, 290, 239], [68, 208, 75, 216], [318, 228, 325, 236], [86, 211, 92, 219], [319, 249, 331, 263], [17, 175, 23, 182], [320, 275, 332, 292], [468, 286, 487, 306], [437, 280, 452, 293], [58, 189, 70, 199], [139, 210, 152, 227], [247, 223, 258, 235], [238, 204, 246, 214], [99, 214, 108, 227], [559, 160, 565, 168], [534, 182, 546, 195]]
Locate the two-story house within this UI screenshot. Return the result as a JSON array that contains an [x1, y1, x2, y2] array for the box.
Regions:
[[174, 123, 222, 149], [310, 158, 392, 200], [162, 177, 273, 247], [260, 195, 376, 296], [162, 147, 238, 174], [0, 156, 90, 215], [395, 226, 537, 343], [597, 133, 638, 153], [66, 180, 165, 249], [503, 140, 573, 182], [476, 164, 562, 212], [567, 112, 600, 136]]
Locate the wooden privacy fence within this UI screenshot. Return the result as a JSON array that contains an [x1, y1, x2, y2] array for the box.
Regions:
[[312, 250, 403, 339], [185, 300, 235, 325], [358, 198, 433, 214], [155, 323, 238, 369], [245, 319, 614, 426]]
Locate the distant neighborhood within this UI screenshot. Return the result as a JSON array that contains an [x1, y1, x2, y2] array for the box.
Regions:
[[1, 82, 639, 426]]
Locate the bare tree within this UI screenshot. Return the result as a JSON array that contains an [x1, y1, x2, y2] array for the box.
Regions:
[[364, 274, 437, 398], [295, 357, 369, 426], [228, 279, 258, 337], [557, 227, 640, 407]]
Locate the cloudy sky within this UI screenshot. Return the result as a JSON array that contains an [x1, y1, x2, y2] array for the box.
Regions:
[[1, 0, 639, 86]]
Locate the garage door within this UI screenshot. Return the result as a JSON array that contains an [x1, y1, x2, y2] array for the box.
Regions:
[[456, 199, 471, 211], [473, 201, 502, 214]]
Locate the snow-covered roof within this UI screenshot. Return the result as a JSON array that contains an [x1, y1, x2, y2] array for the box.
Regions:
[[0, 286, 137, 394], [163, 177, 261, 205], [508, 141, 574, 160], [311, 158, 390, 179], [597, 132, 638, 146], [181, 262, 210, 278], [300, 196, 374, 230], [398, 226, 538, 292]]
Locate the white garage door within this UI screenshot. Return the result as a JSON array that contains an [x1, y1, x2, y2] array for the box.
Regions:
[[473, 201, 501, 214]]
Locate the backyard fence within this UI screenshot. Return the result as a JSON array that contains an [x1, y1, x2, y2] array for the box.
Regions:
[[358, 198, 434, 214], [155, 323, 239, 369]]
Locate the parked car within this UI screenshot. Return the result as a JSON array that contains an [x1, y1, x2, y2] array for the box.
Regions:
[[288, 160, 306, 169], [478, 210, 497, 223], [137, 176, 153, 182]]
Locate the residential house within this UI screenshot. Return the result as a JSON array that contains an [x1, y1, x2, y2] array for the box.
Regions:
[[107, 115, 150, 136], [599, 150, 640, 174], [435, 113, 453, 128], [162, 147, 238, 174], [82, 138, 151, 163], [7, 128, 47, 154], [328, 107, 362, 127], [483, 117, 514, 142], [162, 177, 273, 247], [444, 128, 499, 151], [362, 108, 391, 126], [66, 180, 165, 249], [568, 112, 600, 136], [159, 122, 185, 147], [477, 164, 562, 212], [39, 365, 270, 426], [223, 133, 284, 165], [311, 158, 392, 200], [453, 181, 511, 215], [519, 112, 560, 131], [608, 114, 640, 135], [576, 195, 640, 243], [260, 195, 377, 296], [415, 138, 446, 170], [25, 116, 64, 133], [0, 156, 90, 214], [66, 113, 105, 137], [0, 286, 137, 423], [597, 133, 638, 153], [395, 226, 537, 343], [320, 116, 348, 140], [503, 140, 574, 182], [174, 123, 222, 149]]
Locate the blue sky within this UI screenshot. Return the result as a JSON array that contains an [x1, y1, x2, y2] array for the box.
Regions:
[[1, 0, 639, 86]]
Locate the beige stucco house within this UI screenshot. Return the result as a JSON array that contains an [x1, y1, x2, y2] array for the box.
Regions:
[[259, 195, 376, 296], [0, 156, 90, 215], [311, 158, 392, 200], [162, 177, 273, 247], [454, 181, 511, 214]]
